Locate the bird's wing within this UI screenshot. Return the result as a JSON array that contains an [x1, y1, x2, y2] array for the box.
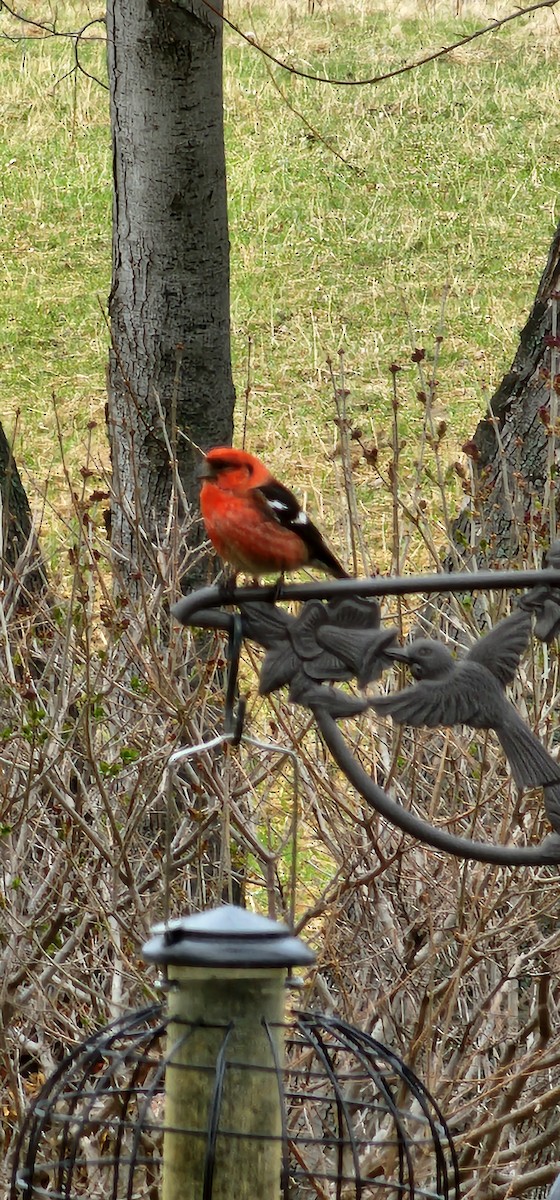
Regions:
[[255, 479, 348, 577], [254, 478, 302, 526], [466, 609, 532, 685], [372, 679, 458, 727], [372, 665, 495, 727]]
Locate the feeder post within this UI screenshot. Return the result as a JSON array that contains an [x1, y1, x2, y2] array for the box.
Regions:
[[143, 905, 315, 1200]]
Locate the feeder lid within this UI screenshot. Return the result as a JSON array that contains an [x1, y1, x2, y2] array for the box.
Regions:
[[142, 904, 316, 968]]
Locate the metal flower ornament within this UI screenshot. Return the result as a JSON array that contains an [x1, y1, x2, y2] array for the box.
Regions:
[[244, 595, 399, 717], [173, 450, 560, 868]]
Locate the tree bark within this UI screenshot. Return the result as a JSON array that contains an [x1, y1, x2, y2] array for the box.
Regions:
[[453, 219, 560, 566], [106, 0, 235, 594], [0, 420, 48, 606]]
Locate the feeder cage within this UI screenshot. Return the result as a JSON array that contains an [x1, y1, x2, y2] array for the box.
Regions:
[[10, 907, 459, 1200]]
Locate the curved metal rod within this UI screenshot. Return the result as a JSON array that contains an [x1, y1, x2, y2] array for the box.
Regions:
[[171, 567, 560, 628], [313, 706, 560, 866]]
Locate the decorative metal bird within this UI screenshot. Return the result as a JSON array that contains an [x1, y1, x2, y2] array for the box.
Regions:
[[372, 609, 560, 833]]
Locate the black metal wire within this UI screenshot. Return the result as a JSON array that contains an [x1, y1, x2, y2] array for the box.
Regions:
[[54, 1009, 165, 1198], [125, 1047, 167, 1200], [288, 1012, 459, 1198], [10, 1006, 164, 1199], [11, 1008, 459, 1200], [326, 1018, 459, 1200], [297, 1014, 415, 1200], [292, 1015, 377, 1200], [262, 1017, 292, 1200], [203, 1023, 235, 1200], [223, 613, 245, 743]]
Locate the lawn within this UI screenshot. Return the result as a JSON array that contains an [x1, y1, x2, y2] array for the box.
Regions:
[[0, 0, 559, 550]]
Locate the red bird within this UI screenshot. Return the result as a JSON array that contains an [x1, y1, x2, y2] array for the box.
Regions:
[[199, 447, 349, 580]]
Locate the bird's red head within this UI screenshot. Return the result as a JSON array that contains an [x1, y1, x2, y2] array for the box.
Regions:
[[199, 446, 272, 493]]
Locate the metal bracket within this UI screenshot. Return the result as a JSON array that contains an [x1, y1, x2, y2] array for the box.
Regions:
[[171, 566, 560, 866]]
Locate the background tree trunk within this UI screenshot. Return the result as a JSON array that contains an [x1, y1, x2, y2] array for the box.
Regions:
[[0, 420, 48, 606], [453, 219, 560, 566], [106, 0, 235, 594]]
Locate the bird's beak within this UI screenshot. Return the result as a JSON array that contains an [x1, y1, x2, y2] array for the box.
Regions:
[[196, 459, 215, 481], [384, 644, 411, 662]]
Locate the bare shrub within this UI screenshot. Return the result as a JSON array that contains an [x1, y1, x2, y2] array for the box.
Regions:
[[3, 351, 560, 1199]]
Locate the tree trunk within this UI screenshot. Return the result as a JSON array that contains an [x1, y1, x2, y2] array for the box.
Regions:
[[106, 0, 235, 594], [453, 219, 560, 565], [0, 420, 48, 607]]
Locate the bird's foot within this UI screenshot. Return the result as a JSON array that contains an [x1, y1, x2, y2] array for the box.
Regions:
[[219, 569, 239, 602], [272, 574, 286, 603]]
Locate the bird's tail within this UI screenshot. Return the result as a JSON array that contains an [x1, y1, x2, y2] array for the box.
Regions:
[[324, 555, 350, 580], [543, 783, 560, 835], [497, 713, 560, 791]]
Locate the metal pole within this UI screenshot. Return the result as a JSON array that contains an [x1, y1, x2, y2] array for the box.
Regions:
[[143, 905, 315, 1200]]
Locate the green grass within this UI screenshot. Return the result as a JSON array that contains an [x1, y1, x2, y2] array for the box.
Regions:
[[226, 3, 559, 447], [0, 24, 110, 505], [0, 0, 559, 532]]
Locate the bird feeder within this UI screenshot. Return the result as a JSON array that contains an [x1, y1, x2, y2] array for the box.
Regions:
[[10, 904, 460, 1200]]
